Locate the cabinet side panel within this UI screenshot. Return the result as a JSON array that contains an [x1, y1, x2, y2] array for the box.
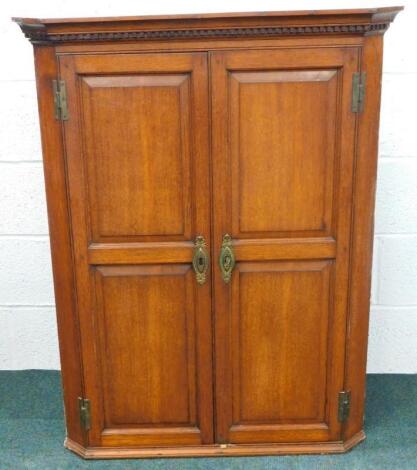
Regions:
[[33, 46, 84, 445], [344, 35, 384, 441]]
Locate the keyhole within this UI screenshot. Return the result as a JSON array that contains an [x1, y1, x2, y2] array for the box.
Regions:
[[224, 255, 231, 270], [198, 255, 205, 272]]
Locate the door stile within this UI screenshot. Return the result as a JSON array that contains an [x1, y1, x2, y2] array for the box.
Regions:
[[59, 54, 103, 446], [210, 51, 234, 444]]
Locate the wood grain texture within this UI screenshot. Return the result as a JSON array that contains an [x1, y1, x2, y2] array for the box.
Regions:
[[64, 429, 366, 458], [88, 242, 194, 264], [230, 68, 337, 236], [58, 51, 213, 447], [22, 8, 400, 458], [54, 36, 365, 55], [95, 265, 196, 426], [343, 34, 384, 442], [14, 7, 402, 45], [234, 261, 331, 424], [15, 7, 403, 23], [228, 261, 333, 444], [33, 46, 85, 446], [233, 237, 336, 260], [81, 73, 191, 240], [211, 46, 360, 445]]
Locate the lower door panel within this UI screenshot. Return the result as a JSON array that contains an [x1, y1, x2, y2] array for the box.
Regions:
[[95, 265, 204, 447], [229, 261, 333, 444]]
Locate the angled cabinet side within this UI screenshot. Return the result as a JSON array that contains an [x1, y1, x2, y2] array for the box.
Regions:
[[33, 46, 85, 446], [343, 34, 385, 442]]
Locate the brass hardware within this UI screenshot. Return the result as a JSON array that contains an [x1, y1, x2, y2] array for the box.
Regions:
[[219, 234, 235, 283], [78, 397, 91, 431], [53, 79, 68, 120], [338, 390, 351, 422], [192, 236, 209, 285], [351, 72, 366, 113]]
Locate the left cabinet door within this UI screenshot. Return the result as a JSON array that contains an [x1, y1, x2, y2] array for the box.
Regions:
[[58, 52, 213, 448]]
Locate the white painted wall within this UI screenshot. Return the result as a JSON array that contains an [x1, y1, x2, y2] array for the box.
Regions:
[[0, 0, 416, 372]]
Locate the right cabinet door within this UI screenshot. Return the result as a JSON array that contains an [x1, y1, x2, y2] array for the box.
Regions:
[[211, 47, 360, 444]]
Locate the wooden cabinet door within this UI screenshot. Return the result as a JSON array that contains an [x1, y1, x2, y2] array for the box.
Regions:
[[211, 48, 359, 444], [59, 52, 213, 447]]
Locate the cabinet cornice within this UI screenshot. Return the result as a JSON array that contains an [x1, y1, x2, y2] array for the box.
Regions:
[[13, 7, 403, 45]]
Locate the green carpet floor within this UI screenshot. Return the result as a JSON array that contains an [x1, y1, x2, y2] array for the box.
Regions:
[[0, 372, 416, 469]]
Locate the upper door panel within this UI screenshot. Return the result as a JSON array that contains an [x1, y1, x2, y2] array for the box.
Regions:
[[63, 53, 210, 244], [80, 73, 192, 241], [229, 69, 337, 237]]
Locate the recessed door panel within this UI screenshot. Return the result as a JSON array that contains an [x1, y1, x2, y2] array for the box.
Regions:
[[81, 74, 192, 240], [230, 70, 337, 236], [234, 261, 331, 425], [95, 265, 196, 428], [59, 52, 213, 447], [211, 47, 359, 444]]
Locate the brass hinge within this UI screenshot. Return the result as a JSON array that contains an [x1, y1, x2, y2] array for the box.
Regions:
[[78, 397, 91, 431], [351, 72, 366, 113], [52, 79, 68, 121], [338, 390, 351, 422]]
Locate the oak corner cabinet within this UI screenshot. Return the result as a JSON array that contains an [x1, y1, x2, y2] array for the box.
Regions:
[[14, 7, 402, 459]]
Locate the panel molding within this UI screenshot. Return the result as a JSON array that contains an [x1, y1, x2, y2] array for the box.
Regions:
[[231, 260, 332, 433], [229, 67, 338, 236], [80, 72, 191, 241], [231, 69, 337, 84], [82, 74, 188, 89], [229, 423, 330, 444], [234, 237, 336, 261], [88, 241, 194, 264], [101, 427, 202, 447], [93, 264, 197, 432]]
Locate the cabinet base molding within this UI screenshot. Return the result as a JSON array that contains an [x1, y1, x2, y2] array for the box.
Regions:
[[65, 431, 365, 459]]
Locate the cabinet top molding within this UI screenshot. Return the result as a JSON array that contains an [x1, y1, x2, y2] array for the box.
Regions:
[[13, 7, 403, 45]]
